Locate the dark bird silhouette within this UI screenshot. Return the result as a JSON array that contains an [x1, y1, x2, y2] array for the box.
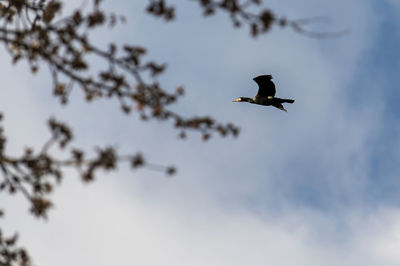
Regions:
[[233, 75, 294, 112]]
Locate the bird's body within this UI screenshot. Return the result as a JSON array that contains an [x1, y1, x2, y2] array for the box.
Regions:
[[233, 75, 294, 112]]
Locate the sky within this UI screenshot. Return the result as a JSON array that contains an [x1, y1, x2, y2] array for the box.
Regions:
[[1, 0, 400, 265]]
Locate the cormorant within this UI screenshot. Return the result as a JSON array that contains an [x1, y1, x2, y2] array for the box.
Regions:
[[233, 75, 294, 112]]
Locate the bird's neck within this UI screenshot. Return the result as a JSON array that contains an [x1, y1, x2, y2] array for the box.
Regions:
[[240, 97, 255, 103]]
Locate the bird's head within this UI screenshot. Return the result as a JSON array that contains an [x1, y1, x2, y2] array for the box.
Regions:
[[266, 74, 273, 79], [232, 97, 253, 103]]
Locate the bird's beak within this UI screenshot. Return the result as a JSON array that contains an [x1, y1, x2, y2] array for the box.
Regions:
[[232, 98, 241, 102]]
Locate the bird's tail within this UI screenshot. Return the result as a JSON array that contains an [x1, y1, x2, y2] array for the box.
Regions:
[[281, 98, 295, 103]]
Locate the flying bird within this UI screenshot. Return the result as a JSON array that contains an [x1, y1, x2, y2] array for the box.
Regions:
[[233, 75, 294, 112]]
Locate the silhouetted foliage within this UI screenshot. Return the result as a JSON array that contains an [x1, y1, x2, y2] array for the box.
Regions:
[[147, 0, 348, 37], [0, 0, 344, 264], [0, 229, 31, 266]]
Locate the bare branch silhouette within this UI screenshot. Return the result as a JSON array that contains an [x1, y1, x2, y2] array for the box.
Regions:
[[175, 0, 349, 38]]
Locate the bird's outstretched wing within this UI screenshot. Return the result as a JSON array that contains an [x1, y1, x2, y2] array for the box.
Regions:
[[253, 75, 276, 97]]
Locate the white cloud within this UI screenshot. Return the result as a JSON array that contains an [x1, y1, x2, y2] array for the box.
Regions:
[[6, 181, 400, 266]]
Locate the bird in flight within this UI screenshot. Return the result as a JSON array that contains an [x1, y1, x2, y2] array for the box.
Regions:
[[233, 75, 294, 112]]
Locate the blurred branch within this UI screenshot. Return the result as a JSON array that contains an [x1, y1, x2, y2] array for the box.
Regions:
[[0, 229, 32, 266], [149, 0, 348, 38], [0, 115, 175, 220], [0, 0, 239, 139]]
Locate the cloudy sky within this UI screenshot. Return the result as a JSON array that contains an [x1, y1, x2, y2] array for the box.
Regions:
[[1, 0, 400, 265]]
